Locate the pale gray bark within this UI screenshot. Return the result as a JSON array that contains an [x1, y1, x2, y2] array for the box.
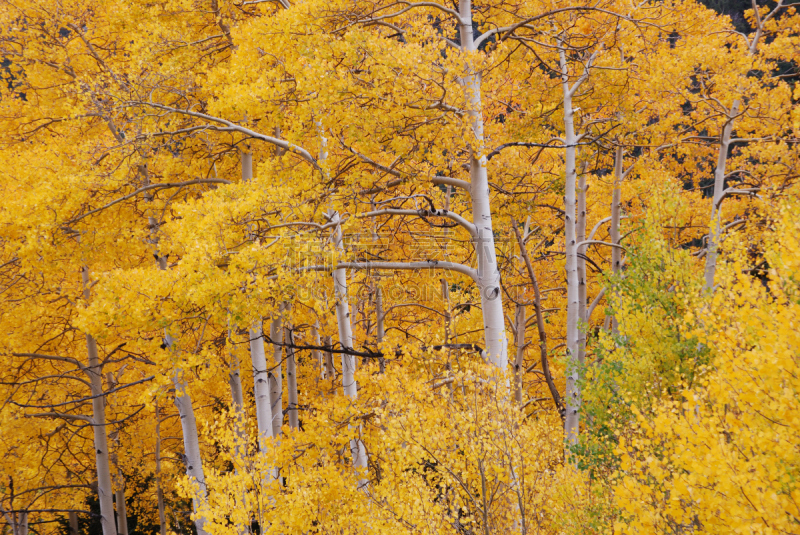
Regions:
[[154, 405, 168, 535], [173, 376, 209, 535], [558, 44, 591, 446], [375, 286, 385, 374], [114, 488, 128, 535], [704, 100, 740, 290], [458, 0, 508, 369], [577, 166, 588, 366], [228, 324, 247, 458], [513, 303, 526, 405], [269, 306, 284, 438], [81, 268, 118, 535], [285, 327, 299, 430], [322, 336, 336, 382], [143, 161, 208, 535], [311, 321, 323, 379], [327, 211, 369, 485], [609, 146, 624, 333]]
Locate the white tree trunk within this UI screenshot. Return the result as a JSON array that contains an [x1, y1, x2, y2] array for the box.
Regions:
[[458, 0, 508, 369], [142, 161, 209, 534], [375, 285, 385, 373], [81, 268, 118, 535], [269, 306, 284, 437], [285, 326, 299, 430], [559, 46, 582, 446], [154, 405, 168, 535], [328, 212, 369, 484], [115, 488, 128, 535], [173, 377, 209, 535], [250, 322, 275, 447], [609, 146, 624, 333], [704, 100, 740, 290], [577, 168, 588, 365]]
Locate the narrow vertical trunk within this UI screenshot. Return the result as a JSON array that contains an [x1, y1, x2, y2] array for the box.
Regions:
[[577, 169, 588, 365], [173, 377, 209, 535], [512, 220, 563, 415], [285, 326, 299, 430], [458, 0, 507, 369], [154, 405, 168, 535], [704, 100, 740, 290], [250, 322, 274, 446], [240, 150, 275, 451], [559, 45, 582, 446], [329, 211, 369, 483], [143, 162, 208, 534], [375, 285, 385, 374], [81, 268, 118, 535], [609, 146, 624, 333], [323, 336, 336, 382], [227, 324, 247, 459], [311, 321, 323, 379], [114, 488, 128, 535], [269, 306, 284, 437], [69, 511, 79, 535], [513, 303, 526, 405]]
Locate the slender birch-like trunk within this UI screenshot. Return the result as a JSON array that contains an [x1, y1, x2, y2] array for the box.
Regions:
[[269, 306, 284, 437], [240, 151, 277, 449], [328, 211, 369, 483], [142, 163, 208, 535], [311, 321, 323, 379], [81, 268, 118, 535], [375, 285, 385, 373], [608, 146, 625, 334], [513, 303, 526, 405], [285, 326, 299, 430], [154, 405, 168, 535], [559, 45, 582, 446], [173, 375, 209, 535], [577, 168, 588, 365], [114, 487, 128, 535], [228, 325, 247, 457], [458, 0, 508, 369], [323, 335, 335, 382], [704, 100, 740, 290]]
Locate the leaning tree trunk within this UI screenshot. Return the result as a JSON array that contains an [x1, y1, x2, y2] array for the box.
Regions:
[[329, 212, 370, 484], [173, 376, 209, 535], [81, 268, 118, 535], [142, 163, 209, 535], [704, 100, 740, 290]]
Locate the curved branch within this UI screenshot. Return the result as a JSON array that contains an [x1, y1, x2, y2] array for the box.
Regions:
[[64, 179, 231, 225], [300, 260, 477, 282], [576, 240, 627, 251], [359, 208, 476, 237], [138, 102, 321, 170]]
